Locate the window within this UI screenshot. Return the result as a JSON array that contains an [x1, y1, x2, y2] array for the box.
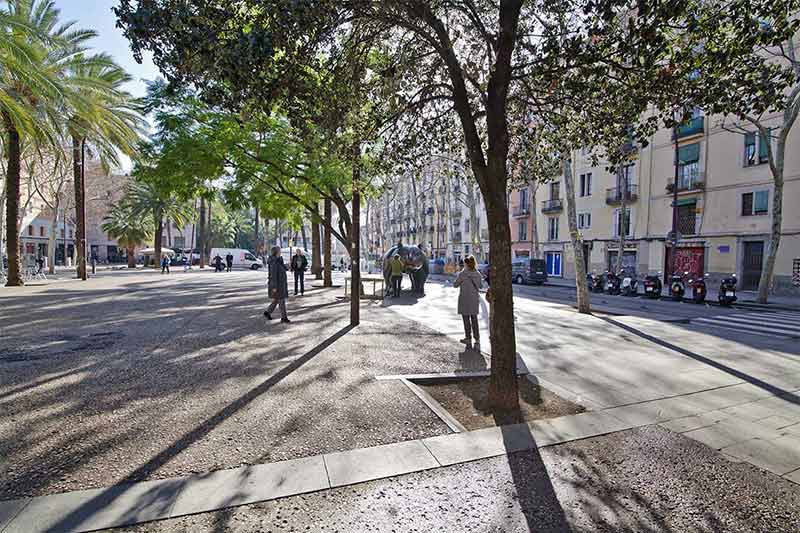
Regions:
[[546, 252, 562, 277], [758, 128, 771, 164], [549, 181, 560, 200], [579, 173, 593, 197], [518, 221, 528, 241], [613, 208, 631, 237], [676, 143, 701, 189], [519, 189, 529, 210], [60, 229, 65, 239], [39, 226, 45, 237], [27, 225, 33, 236], [677, 200, 697, 235], [578, 212, 592, 229], [619, 164, 635, 188], [547, 217, 559, 241], [742, 190, 769, 216], [744, 132, 757, 166]]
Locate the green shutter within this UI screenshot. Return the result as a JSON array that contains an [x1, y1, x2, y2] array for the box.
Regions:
[[677, 143, 700, 164], [676, 198, 697, 206], [754, 190, 769, 213], [759, 129, 770, 162]]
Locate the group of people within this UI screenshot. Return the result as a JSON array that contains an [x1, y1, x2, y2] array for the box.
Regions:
[[263, 248, 308, 324], [212, 253, 235, 272]]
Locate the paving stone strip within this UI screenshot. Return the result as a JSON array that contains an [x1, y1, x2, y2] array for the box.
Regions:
[[0, 407, 645, 533]]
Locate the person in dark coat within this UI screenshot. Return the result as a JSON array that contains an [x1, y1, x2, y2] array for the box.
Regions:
[[225, 253, 234, 272], [264, 246, 290, 323], [160, 255, 171, 274], [213, 254, 223, 272], [290, 249, 308, 295]]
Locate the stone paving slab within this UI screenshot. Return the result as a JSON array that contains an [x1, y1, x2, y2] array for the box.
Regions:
[[323, 440, 440, 488], [529, 410, 633, 445], [0, 499, 28, 532], [169, 456, 328, 516], [785, 468, 800, 484], [723, 436, 800, 476], [421, 423, 536, 466], [3, 477, 185, 533]]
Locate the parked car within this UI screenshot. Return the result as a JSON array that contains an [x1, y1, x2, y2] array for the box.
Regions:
[[512, 258, 548, 285]]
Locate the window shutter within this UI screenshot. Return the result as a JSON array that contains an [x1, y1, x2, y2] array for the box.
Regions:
[[758, 129, 770, 163], [754, 190, 769, 214], [742, 192, 753, 216], [677, 143, 700, 164]]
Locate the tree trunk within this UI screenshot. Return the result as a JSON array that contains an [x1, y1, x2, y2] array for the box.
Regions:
[[562, 157, 591, 313], [485, 197, 519, 411], [127, 244, 136, 268], [48, 209, 57, 274], [166, 219, 172, 249], [615, 166, 627, 274], [757, 166, 784, 303], [199, 197, 206, 268], [323, 198, 332, 287], [4, 118, 22, 286], [311, 219, 322, 279], [254, 205, 260, 253], [301, 224, 308, 251], [71, 134, 87, 281], [350, 148, 361, 326], [154, 208, 163, 267], [529, 181, 540, 259]]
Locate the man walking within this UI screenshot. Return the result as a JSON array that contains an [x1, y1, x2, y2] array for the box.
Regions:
[[290, 249, 308, 295], [264, 246, 291, 323], [160, 254, 170, 274], [225, 253, 234, 272], [390, 253, 404, 297]]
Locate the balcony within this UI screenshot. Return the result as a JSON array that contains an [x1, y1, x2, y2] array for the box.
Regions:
[[673, 116, 704, 139], [541, 199, 563, 213], [666, 170, 705, 193], [605, 185, 639, 205], [452, 232, 463, 242], [513, 206, 531, 218]]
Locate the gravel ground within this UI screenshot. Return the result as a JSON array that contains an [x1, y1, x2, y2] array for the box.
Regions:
[[0, 270, 468, 499], [112, 425, 800, 533], [419, 376, 585, 430]]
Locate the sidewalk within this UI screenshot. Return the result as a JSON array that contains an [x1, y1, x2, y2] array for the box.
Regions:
[[3, 391, 799, 532]]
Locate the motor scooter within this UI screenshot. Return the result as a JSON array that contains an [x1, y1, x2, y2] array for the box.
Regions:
[[643, 271, 663, 299], [718, 274, 738, 306], [689, 273, 709, 304], [621, 269, 638, 296], [605, 270, 621, 295], [587, 271, 604, 293], [670, 271, 687, 302]]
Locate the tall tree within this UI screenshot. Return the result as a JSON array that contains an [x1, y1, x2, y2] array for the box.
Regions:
[[101, 201, 152, 268]]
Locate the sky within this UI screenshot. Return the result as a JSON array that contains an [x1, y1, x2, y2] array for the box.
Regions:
[[54, 0, 160, 99]]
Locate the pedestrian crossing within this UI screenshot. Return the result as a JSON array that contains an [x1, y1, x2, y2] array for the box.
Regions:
[[690, 311, 800, 339]]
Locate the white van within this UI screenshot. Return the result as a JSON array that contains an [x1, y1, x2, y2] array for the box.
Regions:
[[209, 248, 263, 270]]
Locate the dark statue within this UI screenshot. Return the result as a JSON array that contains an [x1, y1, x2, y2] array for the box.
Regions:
[[383, 242, 429, 296]]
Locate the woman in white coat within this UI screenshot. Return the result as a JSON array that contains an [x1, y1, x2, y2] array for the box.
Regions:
[[453, 255, 483, 347]]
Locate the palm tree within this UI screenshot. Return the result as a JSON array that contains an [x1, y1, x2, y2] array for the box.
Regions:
[[101, 202, 152, 268], [124, 180, 195, 266], [66, 57, 142, 280], [0, 1, 68, 286]]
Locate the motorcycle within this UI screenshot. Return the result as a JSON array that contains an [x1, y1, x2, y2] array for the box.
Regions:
[[670, 271, 687, 302], [718, 274, 738, 306], [643, 271, 663, 299], [689, 273, 709, 304], [587, 271, 604, 293], [605, 270, 622, 295], [620, 269, 638, 296]]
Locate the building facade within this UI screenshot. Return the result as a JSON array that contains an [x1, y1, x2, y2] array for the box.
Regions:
[[513, 111, 800, 295]]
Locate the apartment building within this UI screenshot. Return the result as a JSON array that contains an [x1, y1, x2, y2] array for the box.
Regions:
[[373, 158, 491, 263], [511, 111, 800, 295]]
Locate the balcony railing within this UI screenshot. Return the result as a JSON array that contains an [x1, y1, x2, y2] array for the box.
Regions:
[[673, 116, 704, 139], [605, 184, 639, 205], [541, 199, 563, 213], [666, 170, 705, 193], [513, 206, 531, 217]]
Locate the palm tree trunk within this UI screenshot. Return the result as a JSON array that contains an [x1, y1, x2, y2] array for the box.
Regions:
[[199, 197, 206, 268], [4, 116, 23, 286], [127, 244, 136, 268], [71, 134, 87, 280]]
